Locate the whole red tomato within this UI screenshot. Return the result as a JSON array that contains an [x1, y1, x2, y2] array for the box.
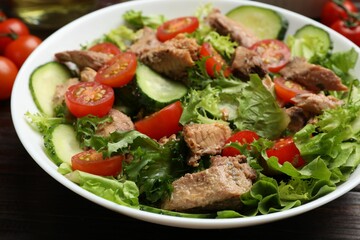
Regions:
[[321, 0, 358, 27], [0, 18, 30, 54], [331, 19, 360, 45], [0, 56, 18, 100], [4, 35, 42, 68]]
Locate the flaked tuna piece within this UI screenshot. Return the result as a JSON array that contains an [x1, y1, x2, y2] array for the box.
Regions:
[[158, 134, 177, 145], [206, 8, 259, 48], [52, 78, 79, 107], [95, 108, 135, 137], [285, 106, 309, 133], [279, 57, 348, 92], [55, 50, 113, 70], [80, 67, 97, 82], [164, 34, 200, 61], [161, 155, 256, 212], [138, 34, 200, 81], [291, 93, 343, 115], [183, 123, 232, 167], [230, 46, 267, 80], [128, 27, 162, 58]]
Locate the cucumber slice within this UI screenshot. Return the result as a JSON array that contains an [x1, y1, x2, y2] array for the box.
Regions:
[[44, 124, 83, 165], [135, 63, 188, 111], [294, 24, 332, 58], [226, 5, 288, 40], [29, 62, 72, 117]]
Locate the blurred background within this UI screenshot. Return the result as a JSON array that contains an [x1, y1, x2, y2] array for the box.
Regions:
[[3, 0, 360, 32], [254, 0, 329, 18], [254, 0, 360, 18], [1, 0, 127, 33]]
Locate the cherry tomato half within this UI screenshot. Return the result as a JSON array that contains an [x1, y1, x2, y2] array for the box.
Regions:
[[274, 76, 310, 105], [266, 137, 305, 168], [65, 81, 114, 118], [199, 42, 231, 78], [4, 35, 42, 68], [134, 101, 183, 140], [71, 149, 124, 176], [250, 39, 291, 73], [156, 16, 199, 42], [89, 42, 121, 56], [0, 18, 30, 54], [95, 52, 137, 88], [222, 130, 259, 156], [321, 0, 358, 27], [0, 56, 18, 100]]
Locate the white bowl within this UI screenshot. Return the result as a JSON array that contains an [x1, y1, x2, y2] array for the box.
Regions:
[[11, 0, 360, 229]]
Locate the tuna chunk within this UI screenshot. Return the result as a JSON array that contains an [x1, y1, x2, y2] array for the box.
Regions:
[[183, 123, 232, 167], [128, 27, 162, 58], [52, 78, 79, 107], [138, 34, 200, 81], [279, 57, 348, 92], [285, 106, 309, 133], [80, 67, 97, 82], [291, 93, 343, 115], [206, 8, 259, 48], [230, 46, 267, 80], [95, 108, 135, 137], [55, 50, 113, 70], [161, 155, 256, 212]]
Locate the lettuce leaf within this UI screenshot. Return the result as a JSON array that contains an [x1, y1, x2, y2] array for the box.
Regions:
[[179, 85, 228, 125], [233, 75, 290, 140], [65, 170, 140, 208], [84, 130, 191, 204], [123, 10, 166, 29]]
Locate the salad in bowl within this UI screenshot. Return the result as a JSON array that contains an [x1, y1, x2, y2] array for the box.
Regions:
[[12, 0, 360, 229]]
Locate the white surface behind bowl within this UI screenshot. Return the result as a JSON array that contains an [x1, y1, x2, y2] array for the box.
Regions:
[[10, 0, 360, 229]]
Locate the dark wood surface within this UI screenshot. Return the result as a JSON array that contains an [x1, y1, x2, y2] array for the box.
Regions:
[[2, 98, 360, 239], [2, 2, 360, 240]]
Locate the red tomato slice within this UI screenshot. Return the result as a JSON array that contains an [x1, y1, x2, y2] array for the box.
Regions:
[[199, 42, 231, 78], [71, 149, 124, 176], [250, 39, 291, 73], [156, 16, 199, 42], [89, 42, 121, 56], [134, 101, 183, 140], [65, 81, 114, 118], [274, 76, 310, 105], [95, 52, 137, 88], [266, 137, 305, 168], [222, 130, 259, 156]]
